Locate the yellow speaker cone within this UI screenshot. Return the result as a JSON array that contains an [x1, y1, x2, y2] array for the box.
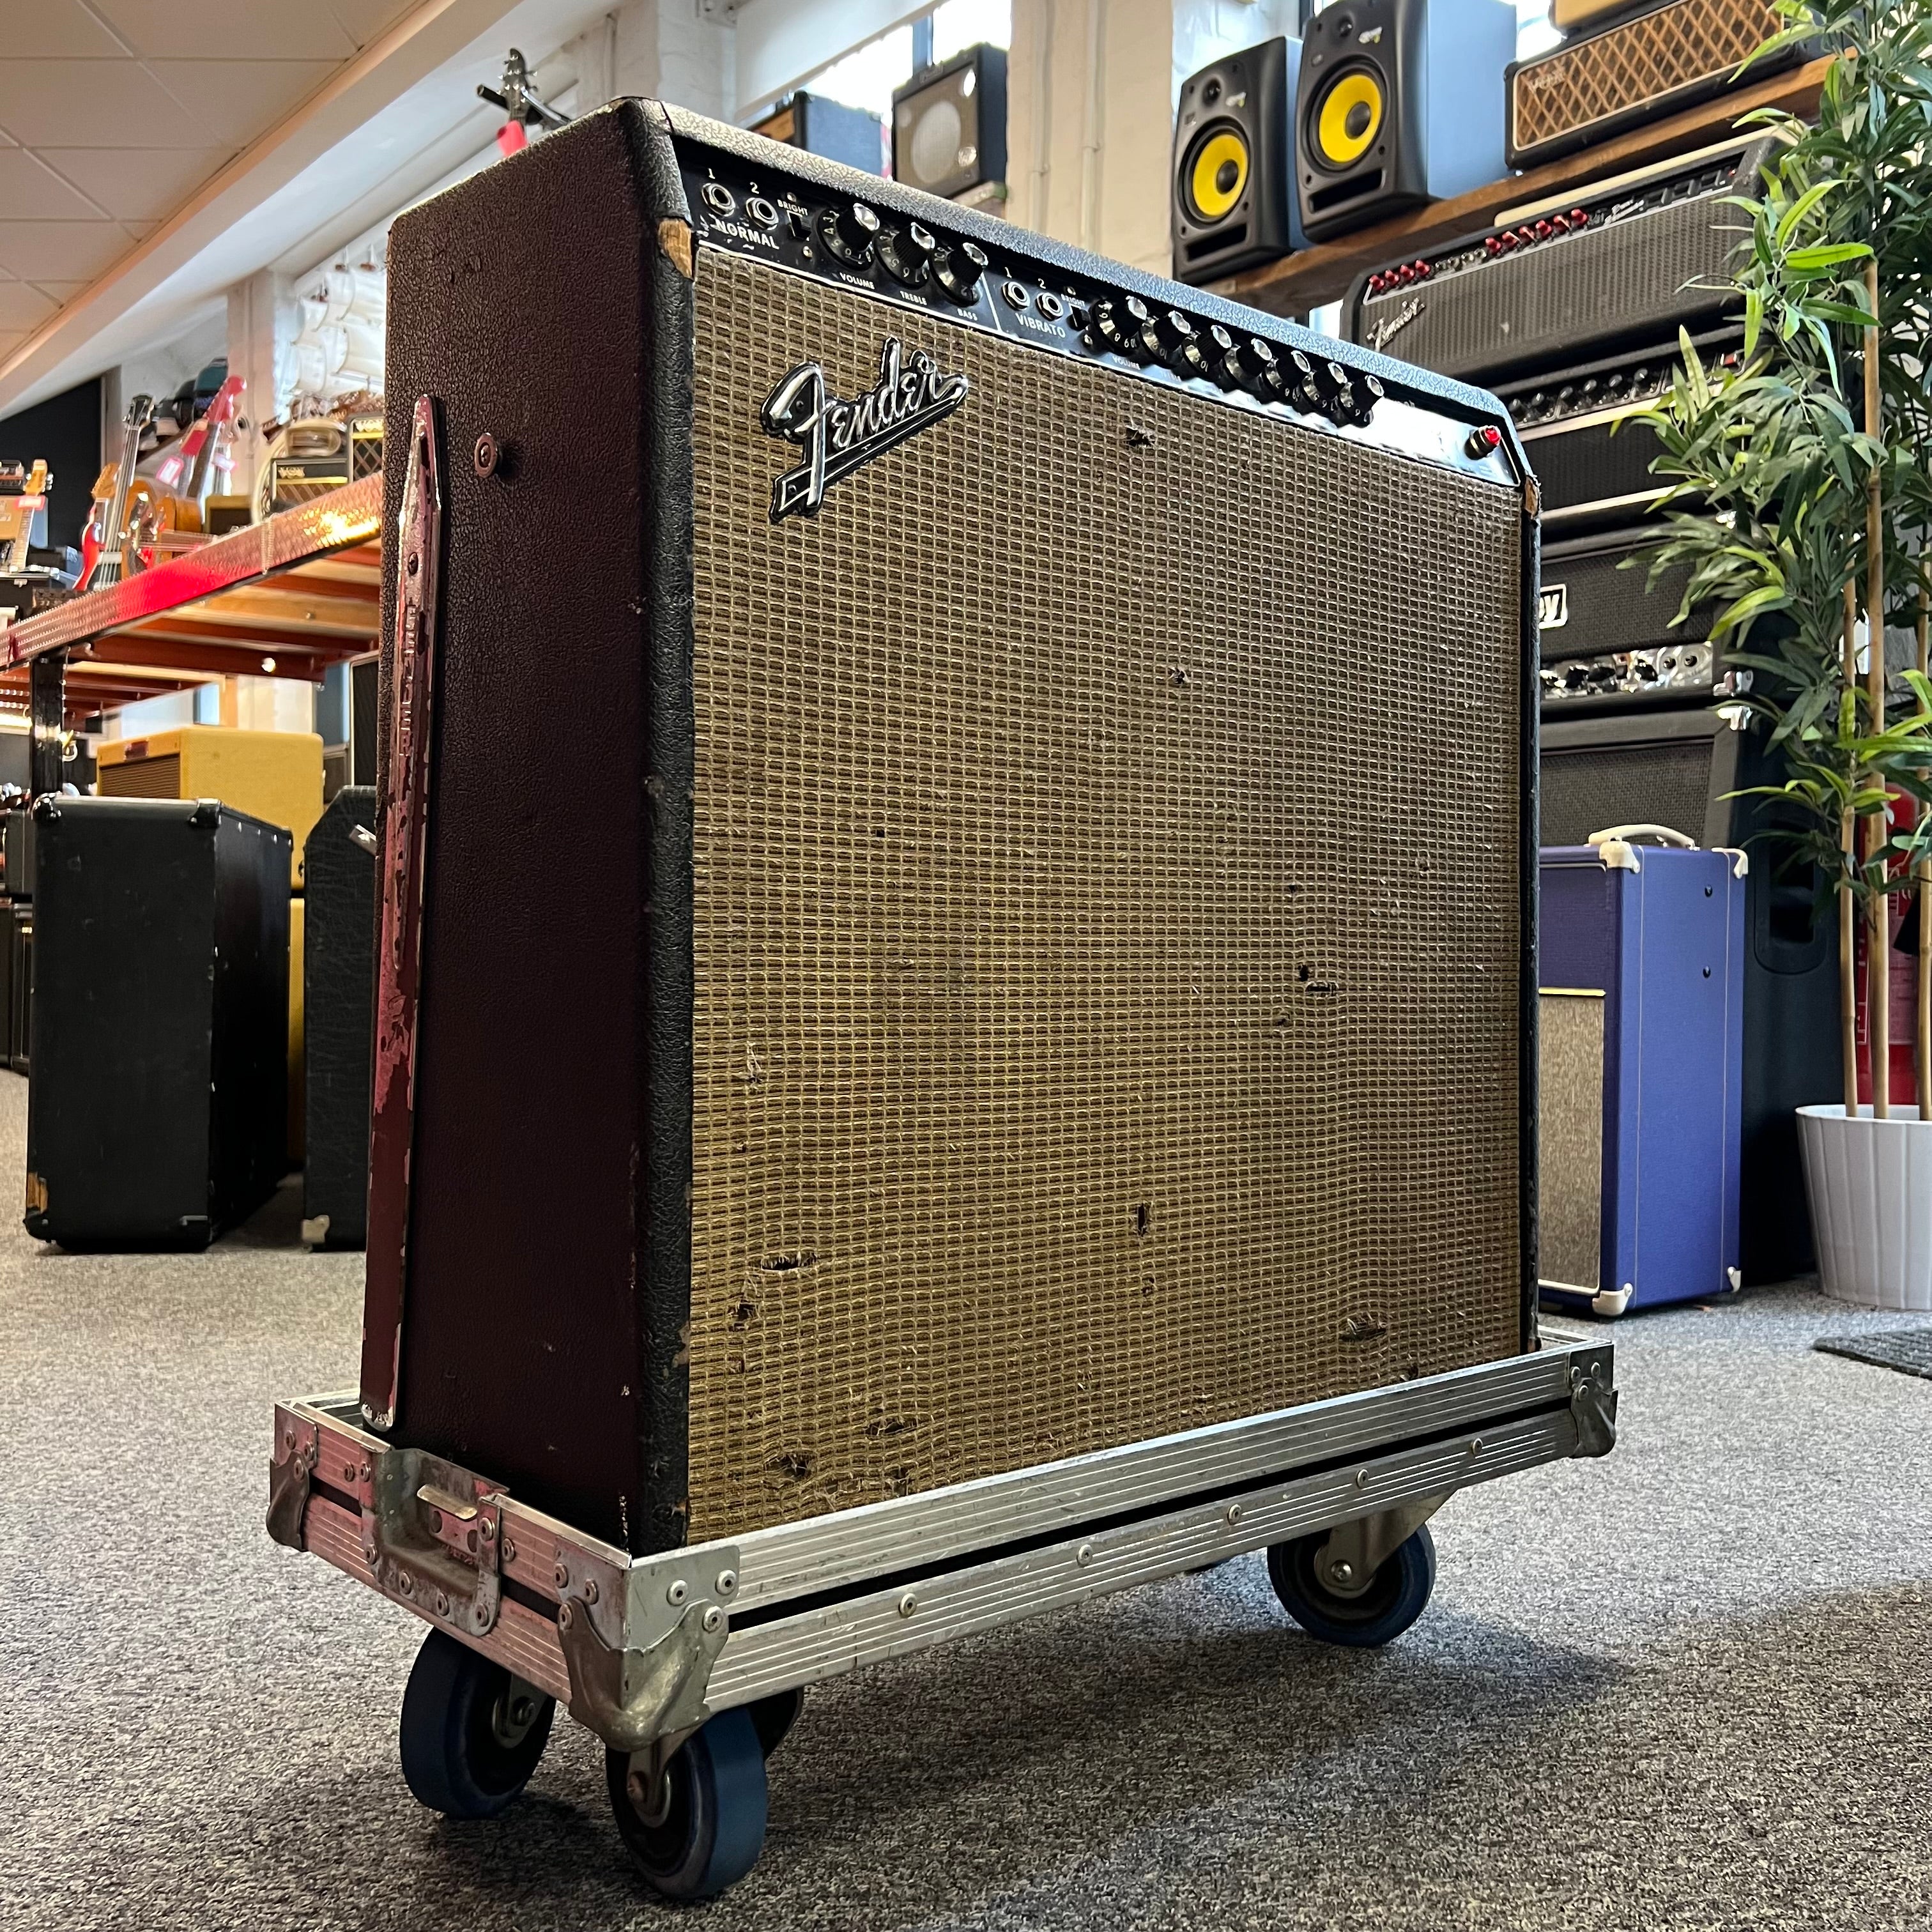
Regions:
[[1316, 70, 1384, 168], [1188, 128, 1250, 222]]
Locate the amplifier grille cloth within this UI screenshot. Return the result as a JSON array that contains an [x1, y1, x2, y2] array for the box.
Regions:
[[98, 753, 182, 800], [686, 250, 1524, 1539], [1543, 739, 1717, 848], [1512, 0, 1782, 154]]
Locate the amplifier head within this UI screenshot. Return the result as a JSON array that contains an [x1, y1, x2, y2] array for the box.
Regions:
[[1508, 0, 1797, 171], [369, 99, 1540, 1552], [1347, 136, 1775, 385], [1496, 326, 1744, 528]]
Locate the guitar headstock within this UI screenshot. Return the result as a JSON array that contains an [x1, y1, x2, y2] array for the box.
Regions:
[[203, 374, 245, 426]]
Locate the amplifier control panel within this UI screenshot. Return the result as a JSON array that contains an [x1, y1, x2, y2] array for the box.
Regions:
[[676, 139, 1521, 493], [1540, 642, 1749, 710]]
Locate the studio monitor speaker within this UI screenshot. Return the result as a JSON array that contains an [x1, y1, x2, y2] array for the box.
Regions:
[[1172, 38, 1305, 285], [893, 45, 1007, 202], [1296, 0, 1517, 244], [369, 99, 1538, 1556]]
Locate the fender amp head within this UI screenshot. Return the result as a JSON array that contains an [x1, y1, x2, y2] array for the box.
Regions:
[[1506, 0, 1795, 170], [1497, 326, 1744, 528], [368, 100, 1539, 1554], [1347, 136, 1776, 385]]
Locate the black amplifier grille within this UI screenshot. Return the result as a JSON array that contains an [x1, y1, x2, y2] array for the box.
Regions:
[[1542, 532, 1705, 659], [1542, 736, 1717, 848]]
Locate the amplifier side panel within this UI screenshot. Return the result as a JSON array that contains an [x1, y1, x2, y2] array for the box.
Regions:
[[684, 250, 1528, 1540]]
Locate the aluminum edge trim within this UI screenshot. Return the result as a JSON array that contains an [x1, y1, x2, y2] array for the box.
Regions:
[[715, 1344, 1609, 1606], [705, 1409, 1575, 1705]]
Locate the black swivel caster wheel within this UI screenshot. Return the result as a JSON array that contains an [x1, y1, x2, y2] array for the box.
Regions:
[[606, 1706, 769, 1900], [1266, 1522, 1438, 1648], [399, 1628, 556, 1818]]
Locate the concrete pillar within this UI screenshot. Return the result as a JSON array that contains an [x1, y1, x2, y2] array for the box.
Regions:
[[225, 269, 296, 508]]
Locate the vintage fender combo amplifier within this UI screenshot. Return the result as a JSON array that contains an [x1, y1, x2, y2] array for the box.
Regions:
[[367, 100, 1539, 1556], [1347, 137, 1775, 384], [1496, 327, 1742, 528], [1508, 0, 1793, 170]]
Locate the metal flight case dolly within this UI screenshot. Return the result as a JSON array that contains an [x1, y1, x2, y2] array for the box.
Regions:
[[270, 1343, 1616, 1899]]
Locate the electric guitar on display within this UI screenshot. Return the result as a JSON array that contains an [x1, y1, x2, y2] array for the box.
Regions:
[[0, 460, 50, 574], [143, 373, 245, 538], [79, 394, 155, 592]]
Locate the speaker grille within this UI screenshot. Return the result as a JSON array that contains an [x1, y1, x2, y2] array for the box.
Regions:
[[1511, 0, 1783, 161], [1542, 535, 1705, 657], [98, 752, 183, 800], [1367, 199, 1743, 383], [1542, 738, 1716, 847], [682, 251, 1525, 1538]]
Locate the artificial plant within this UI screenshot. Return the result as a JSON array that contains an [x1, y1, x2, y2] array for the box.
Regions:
[[1634, 0, 1932, 1117]]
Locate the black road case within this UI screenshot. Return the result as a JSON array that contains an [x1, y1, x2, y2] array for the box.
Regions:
[[25, 796, 291, 1248]]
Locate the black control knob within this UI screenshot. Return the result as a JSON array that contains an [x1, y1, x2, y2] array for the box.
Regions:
[[1089, 295, 1153, 359], [1149, 309, 1208, 376], [932, 239, 988, 303], [1221, 334, 1280, 397], [877, 221, 937, 286], [818, 199, 880, 268]]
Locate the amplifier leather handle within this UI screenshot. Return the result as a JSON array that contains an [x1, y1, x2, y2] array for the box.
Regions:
[[1588, 823, 1696, 849]]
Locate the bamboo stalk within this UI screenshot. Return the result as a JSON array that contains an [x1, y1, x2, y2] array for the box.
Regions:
[[1844, 580, 1861, 1117], [1919, 590, 1929, 1121], [1865, 258, 1889, 1119]]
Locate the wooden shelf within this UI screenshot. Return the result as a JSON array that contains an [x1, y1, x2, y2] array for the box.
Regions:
[[0, 476, 381, 724], [1212, 56, 1834, 318]]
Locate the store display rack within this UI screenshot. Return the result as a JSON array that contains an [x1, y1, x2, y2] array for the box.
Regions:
[[1212, 55, 1834, 318], [0, 475, 382, 726]]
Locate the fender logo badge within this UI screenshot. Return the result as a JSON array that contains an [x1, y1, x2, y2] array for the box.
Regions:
[[762, 339, 969, 521]]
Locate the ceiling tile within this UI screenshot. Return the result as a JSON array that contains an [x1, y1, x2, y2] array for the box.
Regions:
[[0, 62, 210, 148], [0, 283, 60, 332], [0, 151, 108, 221], [7, 1, 130, 57], [87, 1, 356, 60], [35, 146, 232, 221], [322, 0, 422, 51], [146, 60, 342, 147], [0, 220, 131, 283]]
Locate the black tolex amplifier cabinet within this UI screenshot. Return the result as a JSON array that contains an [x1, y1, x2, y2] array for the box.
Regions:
[[25, 797, 291, 1249], [303, 786, 376, 1250], [369, 99, 1540, 1557], [1346, 137, 1775, 385]]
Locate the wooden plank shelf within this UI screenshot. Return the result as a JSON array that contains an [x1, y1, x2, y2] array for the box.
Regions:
[[0, 475, 382, 724], [1211, 55, 1833, 319]]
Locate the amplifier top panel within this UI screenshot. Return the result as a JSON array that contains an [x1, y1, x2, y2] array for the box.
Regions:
[[668, 114, 1524, 500]]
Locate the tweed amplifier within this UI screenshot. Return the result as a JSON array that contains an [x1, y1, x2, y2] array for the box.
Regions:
[[1347, 136, 1774, 385], [367, 100, 1538, 1557], [1508, 0, 1795, 170], [1497, 328, 1742, 528]]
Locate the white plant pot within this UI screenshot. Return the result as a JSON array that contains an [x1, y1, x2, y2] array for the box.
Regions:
[[1797, 1103, 1932, 1311]]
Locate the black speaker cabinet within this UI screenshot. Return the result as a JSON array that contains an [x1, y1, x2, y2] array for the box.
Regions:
[[24, 797, 291, 1250], [1540, 710, 1839, 1283], [749, 91, 884, 176], [893, 44, 1006, 202], [4, 806, 33, 900], [1295, 0, 1515, 243], [367, 100, 1537, 1556], [303, 786, 376, 1250], [8, 901, 28, 1075], [1172, 37, 1305, 285]]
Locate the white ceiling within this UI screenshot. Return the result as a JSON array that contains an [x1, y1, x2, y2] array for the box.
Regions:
[[0, 0, 423, 369], [0, 0, 616, 417]]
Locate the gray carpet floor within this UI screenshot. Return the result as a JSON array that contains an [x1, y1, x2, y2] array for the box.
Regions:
[[3, 1065, 1929, 1931]]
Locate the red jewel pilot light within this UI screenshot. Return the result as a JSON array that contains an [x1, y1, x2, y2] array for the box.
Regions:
[[1466, 424, 1504, 459]]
